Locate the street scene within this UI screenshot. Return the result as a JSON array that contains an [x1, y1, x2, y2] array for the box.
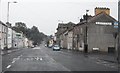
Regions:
[[2, 43, 118, 72], [0, 0, 120, 73]]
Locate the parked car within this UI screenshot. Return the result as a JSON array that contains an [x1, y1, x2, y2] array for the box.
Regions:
[[53, 45, 60, 51]]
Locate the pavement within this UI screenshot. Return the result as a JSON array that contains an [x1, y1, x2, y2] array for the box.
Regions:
[[1, 48, 23, 55], [88, 53, 118, 63], [61, 49, 118, 63]]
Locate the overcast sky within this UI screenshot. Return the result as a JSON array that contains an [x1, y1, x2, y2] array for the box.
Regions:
[[0, 0, 118, 35]]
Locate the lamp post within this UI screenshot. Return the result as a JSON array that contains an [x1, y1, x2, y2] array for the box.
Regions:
[[7, 1, 17, 24], [84, 10, 89, 53], [86, 10, 89, 22], [0, 0, 2, 20]]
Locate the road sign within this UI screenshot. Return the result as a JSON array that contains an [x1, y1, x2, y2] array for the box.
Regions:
[[114, 22, 118, 28]]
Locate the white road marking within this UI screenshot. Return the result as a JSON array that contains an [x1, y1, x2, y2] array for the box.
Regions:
[[12, 58, 17, 64], [26, 58, 30, 60], [12, 55, 22, 63], [36, 57, 39, 60], [13, 58, 17, 61], [12, 61, 15, 63], [33, 47, 41, 50], [7, 65, 11, 69], [40, 58, 43, 61]]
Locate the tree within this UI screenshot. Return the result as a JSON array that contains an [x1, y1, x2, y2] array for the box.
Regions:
[[12, 22, 27, 34], [15, 22, 27, 28], [12, 22, 48, 45]]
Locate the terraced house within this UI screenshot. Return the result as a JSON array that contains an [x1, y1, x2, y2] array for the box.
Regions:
[[0, 21, 7, 50], [56, 7, 118, 53], [56, 22, 75, 48], [0, 21, 33, 51], [74, 11, 117, 53]]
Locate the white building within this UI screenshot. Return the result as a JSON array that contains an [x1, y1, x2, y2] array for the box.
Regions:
[[16, 32, 24, 48], [7, 27, 12, 49], [24, 37, 29, 48], [0, 21, 7, 50], [28, 40, 33, 48], [12, 31, 24, 48], [67, 29, 73, 50], [12, 30, 17, 48]]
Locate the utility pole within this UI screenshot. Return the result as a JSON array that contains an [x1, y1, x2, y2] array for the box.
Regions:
[[84, 10, 89, 53], [0, 0, 1, 20]]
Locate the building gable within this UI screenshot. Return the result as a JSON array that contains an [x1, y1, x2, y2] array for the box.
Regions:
[[88, 12, 117, 24]]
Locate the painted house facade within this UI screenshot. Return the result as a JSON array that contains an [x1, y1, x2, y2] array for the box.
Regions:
[[67, 29, 73, 50], [73, 8, 117, 53], [56, 22, 75, 46], [12, 30, 18, 48], [0, 21, 7, 50], [56, 7, 118, 53], [7, 27, 12, 49]]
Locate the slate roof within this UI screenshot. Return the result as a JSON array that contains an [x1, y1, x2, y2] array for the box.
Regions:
[[57, 22, 76, 29], [56, 22, 76, 35], [88, 12, 117, 23], [77, 12, 117, 26]]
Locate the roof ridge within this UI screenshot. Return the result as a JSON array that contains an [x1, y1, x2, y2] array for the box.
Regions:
[[88, 12, 117, 22]]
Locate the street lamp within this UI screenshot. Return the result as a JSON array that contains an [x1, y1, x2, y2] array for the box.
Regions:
[[84, 10, 89, 53], [86, 10, 89, 22], [7, 1, 17, 24]]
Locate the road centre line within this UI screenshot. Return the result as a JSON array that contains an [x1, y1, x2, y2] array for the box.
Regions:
[[6, 65, 11, 69], [12, 55, 22, 63], [36, 57, 39, 60], [40, 58, 42, 61], [12, 60, 15, 63]]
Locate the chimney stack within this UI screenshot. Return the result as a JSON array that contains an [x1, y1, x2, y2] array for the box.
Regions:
[[95, 7, 110, 15]]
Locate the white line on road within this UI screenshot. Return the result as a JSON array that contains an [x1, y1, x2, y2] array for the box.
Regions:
[[12, 60, 15, 63], [12, 58, 17, 64], [26, 58, 30, 61], [36, 57, 39, 60], [12, 55, 22, 64], [32, 47, 41, 50], [6, 65, 11, 69], [40, 58, 43, 61]]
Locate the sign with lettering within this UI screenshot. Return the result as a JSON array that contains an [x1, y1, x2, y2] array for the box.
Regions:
[[96, 22, 112, 25], [114, 22, 118, 28]]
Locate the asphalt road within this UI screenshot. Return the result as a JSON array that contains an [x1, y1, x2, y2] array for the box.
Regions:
[[2, 44, 118, 72]]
